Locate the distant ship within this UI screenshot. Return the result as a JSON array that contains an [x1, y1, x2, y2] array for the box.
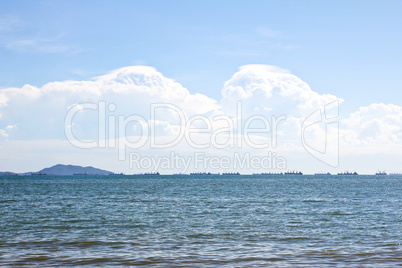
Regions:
[[222, 172, 240, 176], [337, 171, 358, 175], [73, 172, 87, 175], [144, 172, 160, 175], [314, 172, 331, 175], [31, 172, 47, 176], [284, 171, 303, 175], [190, 172, 217, 175], [253, 172, 283, 175], [375, 170, 387, 175]]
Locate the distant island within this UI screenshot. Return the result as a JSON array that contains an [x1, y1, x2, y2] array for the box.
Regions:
[[39, 164, 113, 175], [1, 164, 113, 176]]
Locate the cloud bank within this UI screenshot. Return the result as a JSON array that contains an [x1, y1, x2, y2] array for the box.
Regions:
[[0, 64, 401, 172]]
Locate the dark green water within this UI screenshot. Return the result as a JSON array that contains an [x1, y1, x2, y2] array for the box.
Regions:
[[0, 175, 401, 267]]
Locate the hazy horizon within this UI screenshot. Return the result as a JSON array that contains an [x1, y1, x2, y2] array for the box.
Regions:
[[1, 1, 402, 174]]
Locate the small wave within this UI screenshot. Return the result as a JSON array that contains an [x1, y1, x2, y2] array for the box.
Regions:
[[0, 199, 16, 203], [302, 199, 325, 202], [20, 255, 50, 262], [277, 236, 310, 241], [325, 211, 352, 216], [187, 233, 214, 238]]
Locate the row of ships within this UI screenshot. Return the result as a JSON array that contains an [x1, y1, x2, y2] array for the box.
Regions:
[[186, 171, 391, 176], [166, 170, 392, 176], [3, 170, 394, 176]]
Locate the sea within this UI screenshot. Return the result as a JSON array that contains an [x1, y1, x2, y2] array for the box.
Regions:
[[0, 175, 401, 267]]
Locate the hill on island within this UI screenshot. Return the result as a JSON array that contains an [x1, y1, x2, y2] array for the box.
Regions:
[[39, 164, 113, 175]]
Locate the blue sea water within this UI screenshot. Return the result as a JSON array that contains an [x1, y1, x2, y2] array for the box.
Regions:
[[0, 175, 401, 267]]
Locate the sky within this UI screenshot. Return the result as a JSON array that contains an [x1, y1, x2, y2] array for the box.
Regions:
[[1, 0, 402, 174]]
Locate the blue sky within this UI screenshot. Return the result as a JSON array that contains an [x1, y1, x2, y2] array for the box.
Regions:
[[1, 1, 402, 173], [1, 1, 402, 112]]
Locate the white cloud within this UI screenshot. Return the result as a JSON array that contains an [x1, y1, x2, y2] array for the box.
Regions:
[[0, 66, 219, 140], [340, 103, 402, 153], [221, 64, 340, 118], [0, 129, 8, 138], [5, 124, 16, 129], [1, 64, 402, 173]]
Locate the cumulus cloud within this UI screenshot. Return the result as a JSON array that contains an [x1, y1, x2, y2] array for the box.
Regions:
[[221, 64, 340, 118], [340, 103, 402, 154], [0, 66, 219, 140], [217, 64, 344, 158]]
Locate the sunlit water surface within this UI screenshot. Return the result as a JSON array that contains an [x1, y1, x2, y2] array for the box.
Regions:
[[0, 175, 401, 267]]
